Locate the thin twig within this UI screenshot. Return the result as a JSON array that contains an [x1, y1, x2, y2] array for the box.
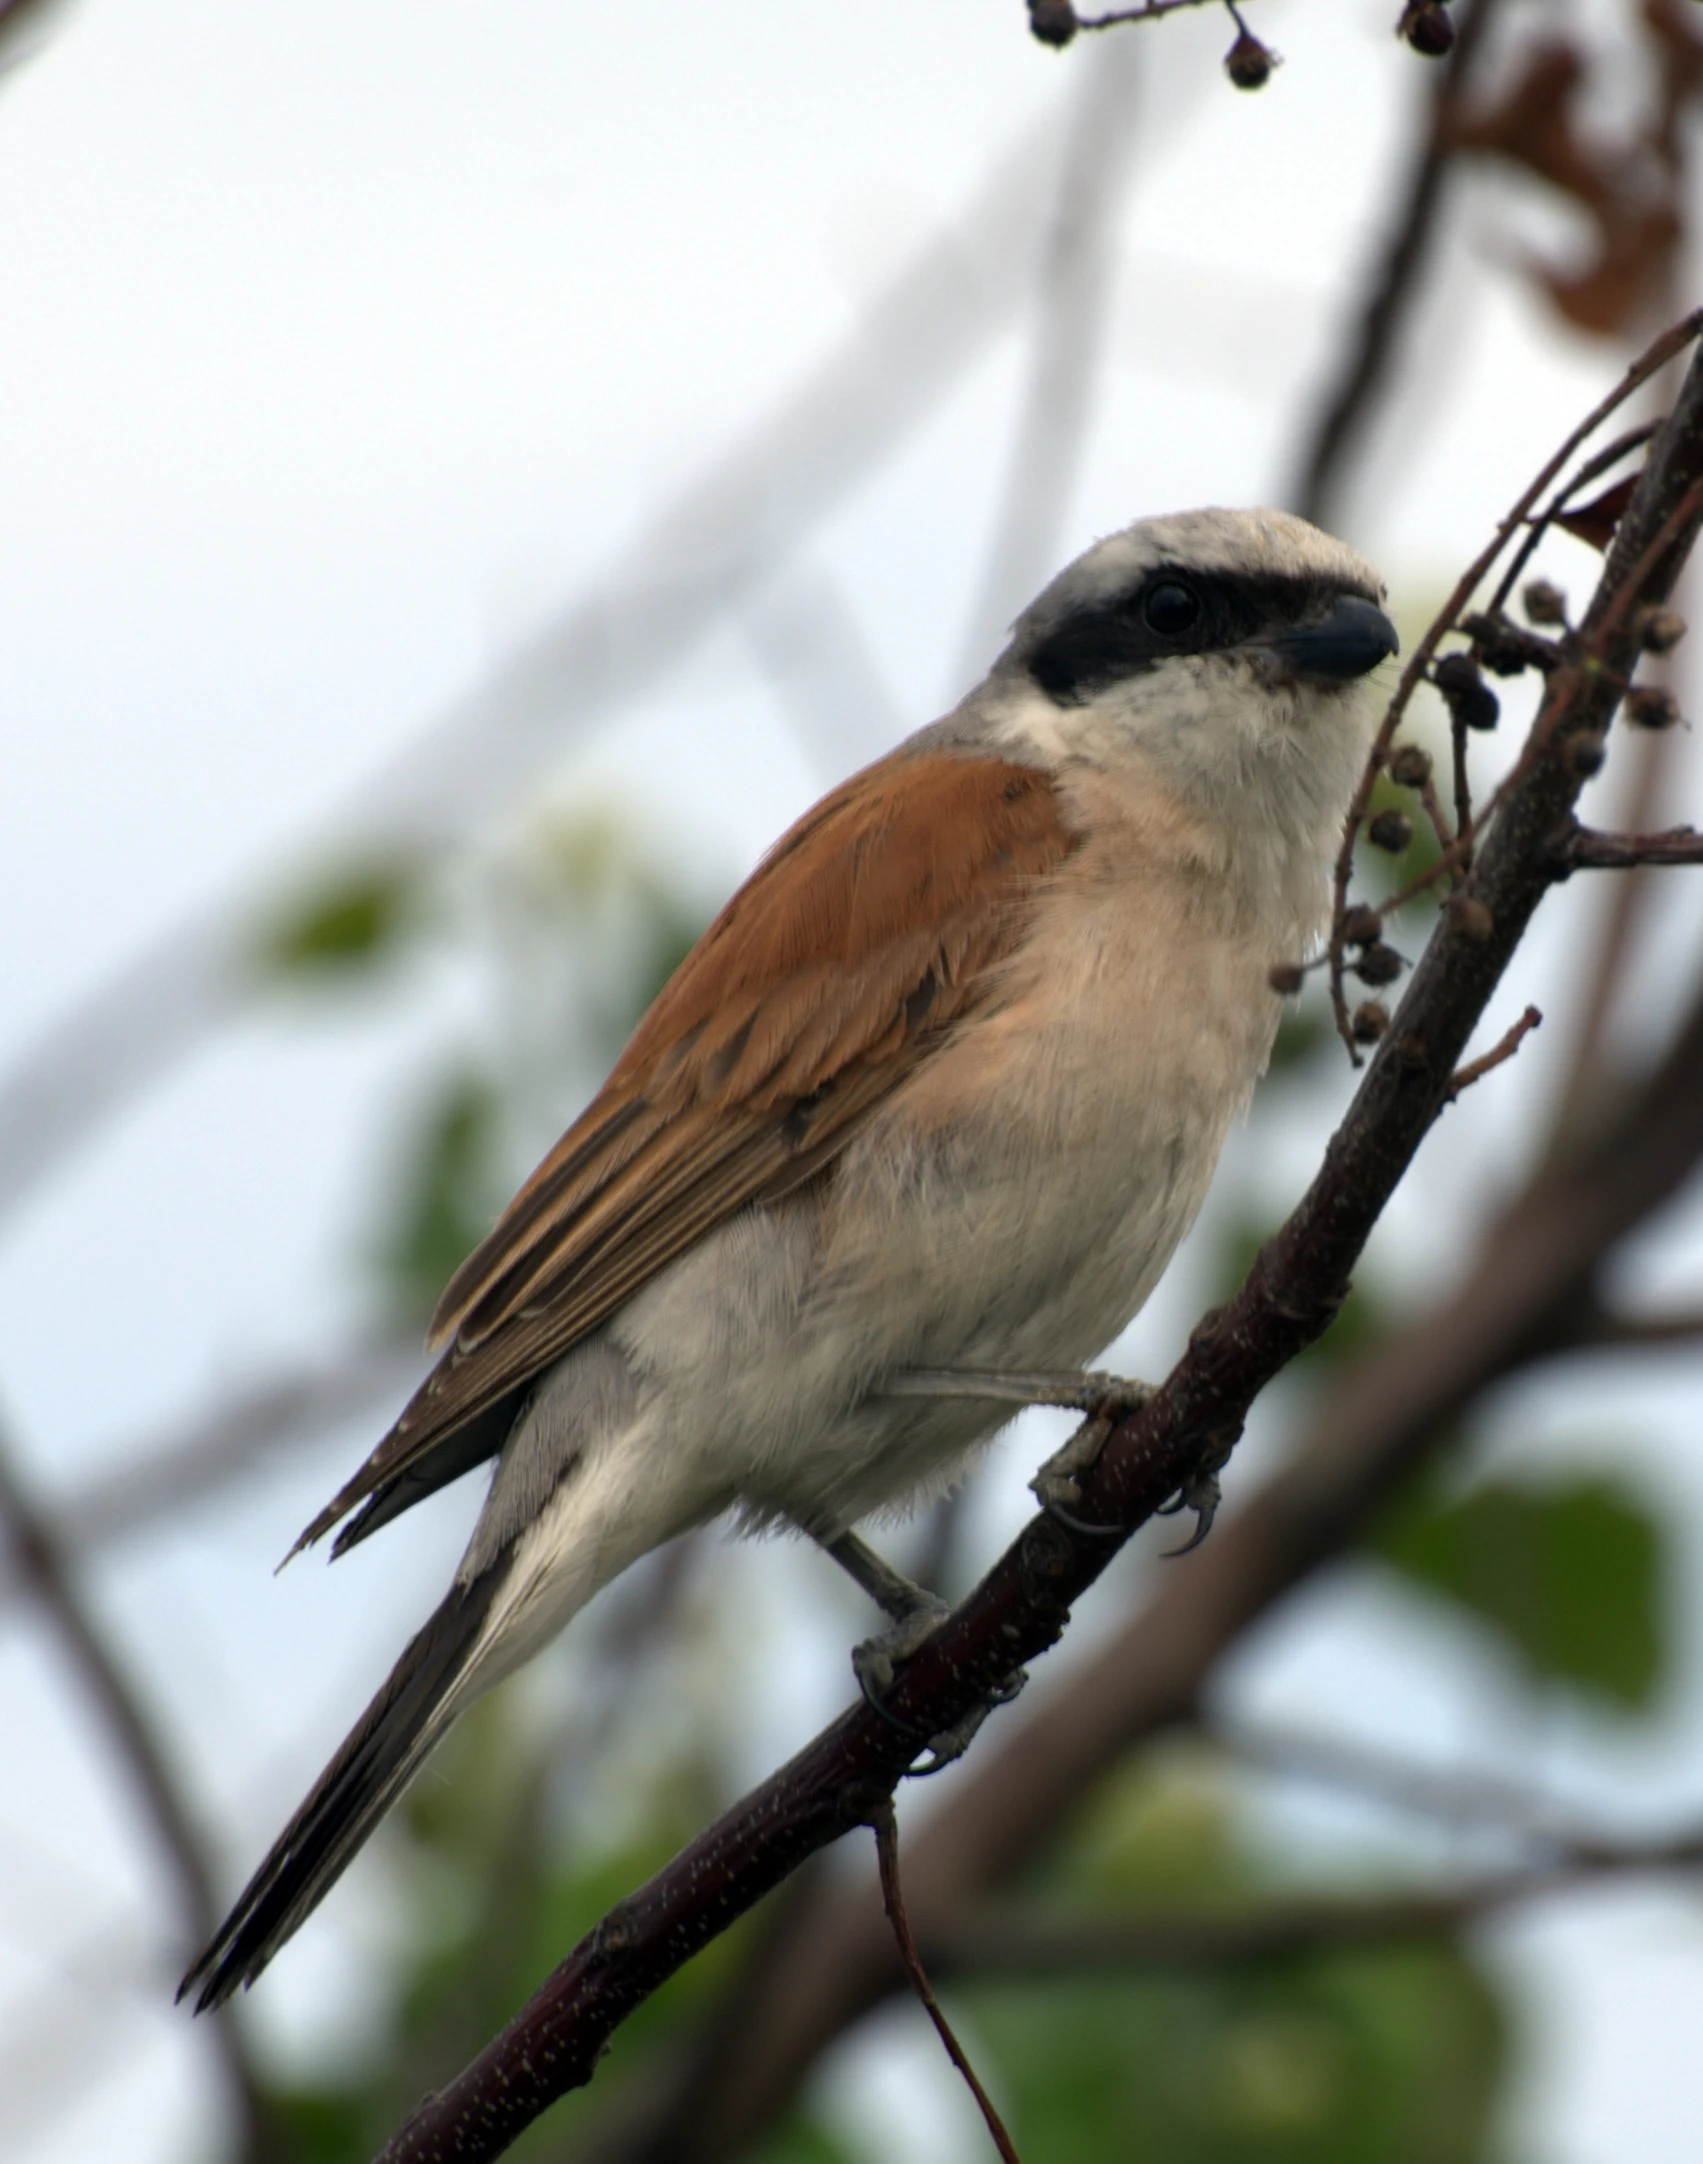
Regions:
[[1325, 307, 1703, 1057], [1216, 1717, 1607, 1848], [872, 1803, 1021, 2164], [1076, 0, 1248, 27], [1484, 420, 1665, 623], [1445, 1005, 1542, 1101], [1557, 823, 1703, 870]]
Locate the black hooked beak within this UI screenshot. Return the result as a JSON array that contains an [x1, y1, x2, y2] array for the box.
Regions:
[[1261, 594, 1400, 681]]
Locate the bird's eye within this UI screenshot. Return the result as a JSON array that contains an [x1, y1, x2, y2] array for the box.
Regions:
[[1142, 580, 1201, 635]]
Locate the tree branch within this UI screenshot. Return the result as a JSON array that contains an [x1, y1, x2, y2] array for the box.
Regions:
[[369, 329, 1703, 2164], [1290, 0, 1505, 528], [0, 89, 1092, 1229], [1444, 1004, 1541, 1100], [931, 1827, 1703, 1974], [1556, 822, 1703, 871], [0, 1420, 278, 2161]]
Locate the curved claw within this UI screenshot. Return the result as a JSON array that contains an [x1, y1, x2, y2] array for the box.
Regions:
[[1160, 1469, 1221, 1557]]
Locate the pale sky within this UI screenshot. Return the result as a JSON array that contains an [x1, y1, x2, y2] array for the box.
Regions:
[[2, 3, 1701, 2160]]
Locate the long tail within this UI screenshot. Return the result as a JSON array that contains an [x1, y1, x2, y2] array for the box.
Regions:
[[178, 1561, 507, 2012]]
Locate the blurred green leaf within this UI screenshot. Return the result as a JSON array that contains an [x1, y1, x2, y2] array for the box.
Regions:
[[969, 1944, 1503, 2164], [376, 1072, 503, 1321], [967, 1753, 1506, 2164], [1372, 1471, 1665, 1711], [257, 856, 427, 978]]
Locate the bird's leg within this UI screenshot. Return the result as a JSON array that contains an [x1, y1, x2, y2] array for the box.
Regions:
[[822, 1530, 952, 1698], [886, 1366, 1153, 1418], [885, 1366, 1152, 1521], [819, 1529, 1027, 1771]]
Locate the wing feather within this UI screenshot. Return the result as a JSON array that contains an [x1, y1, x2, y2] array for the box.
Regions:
[[292, 752, 1074, 1553]]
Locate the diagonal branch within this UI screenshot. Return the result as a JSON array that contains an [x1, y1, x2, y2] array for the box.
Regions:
[[368, 330, 1703, 2164], [578, 939, 1703, 2164], [929, 1823, 1703, 1975], [0, 89, 1090, 1230], [0, 1418, 279, 2161], [1290, 0, 1506, 527], [0, 1336, 422, 1611]]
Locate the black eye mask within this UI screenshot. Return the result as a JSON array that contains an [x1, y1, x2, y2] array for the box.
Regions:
[[1027, 567, 1384, 705]]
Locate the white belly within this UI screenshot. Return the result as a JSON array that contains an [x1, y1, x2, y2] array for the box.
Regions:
[[605, 879, 1278, 1537]]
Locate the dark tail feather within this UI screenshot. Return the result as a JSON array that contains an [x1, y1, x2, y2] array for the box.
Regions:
[[178, 1563, 505, 2012]]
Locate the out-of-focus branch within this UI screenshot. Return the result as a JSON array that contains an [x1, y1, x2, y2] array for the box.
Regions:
[[954, 34, 1141, 680], [1216, 1718, 1619, 1847], [743, 571, 906, 776], [931, 1825, 1703, 1973], [1560, 1300, 1703, 1350], [0, 1419, 278, 2161], [1291, 0, 1504, 528], [0, 89, 1090, 1229], [371, 332, 1703, 2164], [0, 1336, 422, 1611]]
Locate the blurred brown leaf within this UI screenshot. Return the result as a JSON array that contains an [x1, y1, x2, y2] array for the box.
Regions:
[[1555, 473, 1640, 552], [1443, 23, 1702, 337]]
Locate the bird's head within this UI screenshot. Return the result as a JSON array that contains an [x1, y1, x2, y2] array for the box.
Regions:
[[982, 506, 1398, 857]]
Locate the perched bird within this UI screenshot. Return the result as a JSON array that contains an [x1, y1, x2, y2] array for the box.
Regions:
[[180, 506, 1395, 2010]]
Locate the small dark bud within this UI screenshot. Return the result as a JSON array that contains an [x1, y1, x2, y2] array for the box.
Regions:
[[1468, 613, 1552, 677], [1352, 1000, 1391, 1044], [1355, 942, 1404, 987], [1268, 961, 1305, 995], [1341, 903, 1383, 945], [1027, 0, 1078, 45], [1635, 606, 1686, 655], [1433, 651, 1500, 731], [1367, 809, 1413, 852], [1445, 893, 1493, 941], [1224, 27, 1277, 88], [1625, 685, 1681, 731], [1566, 731, 1607, 776], [1522, 578, 1568, 627], [1388, 744, 1433, 788], [1400, 0, 1455, 55]]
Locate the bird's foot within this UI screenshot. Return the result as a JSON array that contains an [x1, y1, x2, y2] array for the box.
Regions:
[[1017, 1374, 1153, 1533], [911, 1665, 1029, 1774], [849, 1588, 955, 1701], [821, 1529, 1025, 1769], [1156, 1464, 1222, 1556], [822, 1529, 954, 1698]]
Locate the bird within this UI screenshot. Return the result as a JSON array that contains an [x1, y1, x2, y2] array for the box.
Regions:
[[179, 505, 1396, 2010]]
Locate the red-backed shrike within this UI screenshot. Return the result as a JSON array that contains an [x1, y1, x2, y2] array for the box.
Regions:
[[182, 506, 1395, 2008]]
